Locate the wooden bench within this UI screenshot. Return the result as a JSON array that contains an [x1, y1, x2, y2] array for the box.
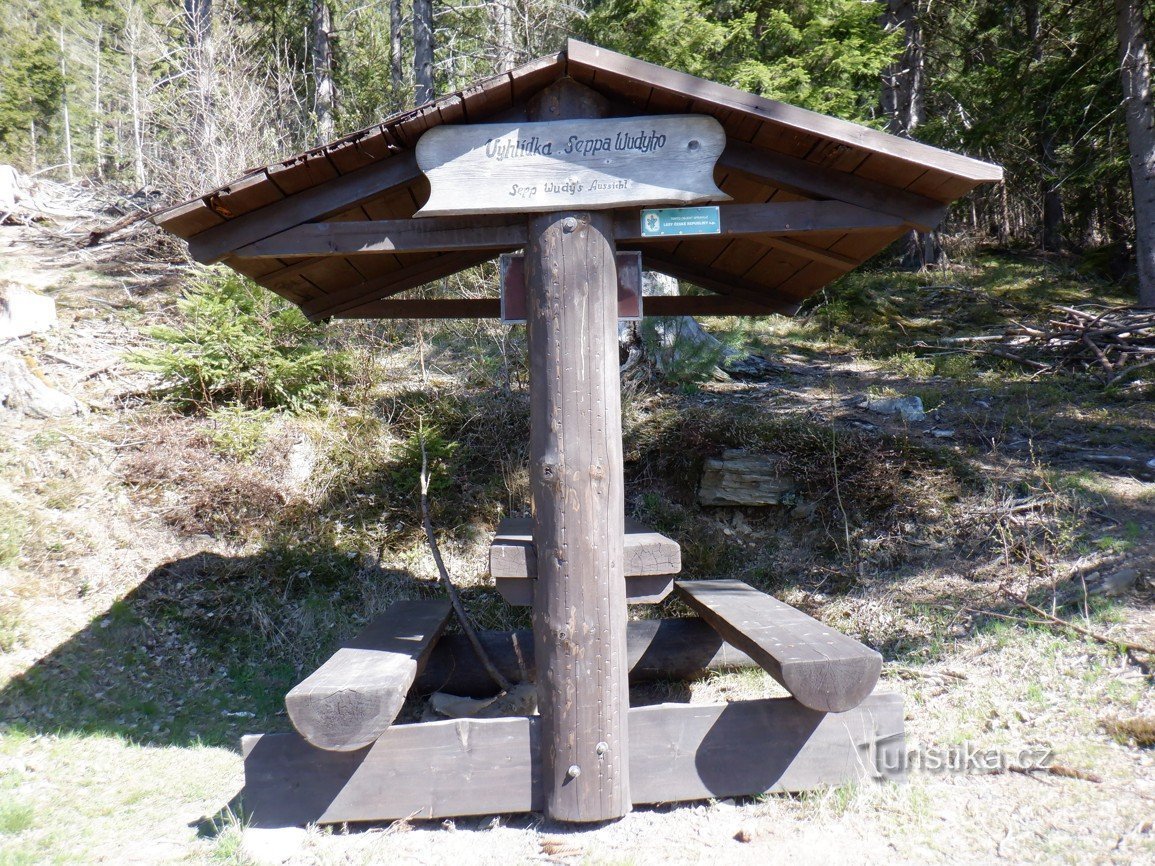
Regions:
[[285, 599, 452, 751], [489, 517, 680, 605], [676, 579, 882, 713]]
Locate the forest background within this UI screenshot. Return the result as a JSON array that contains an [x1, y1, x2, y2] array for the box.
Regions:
[[2, 0, 1155, 305]]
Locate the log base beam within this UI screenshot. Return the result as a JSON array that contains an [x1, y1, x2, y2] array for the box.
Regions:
[[241, 693, 905, 827]]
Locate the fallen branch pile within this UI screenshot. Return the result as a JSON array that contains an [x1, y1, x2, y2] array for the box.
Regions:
[[922, 305, 1155, 385]]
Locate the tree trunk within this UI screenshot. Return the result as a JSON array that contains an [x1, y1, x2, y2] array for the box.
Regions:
[[93, 24, 103, 181], [881, 0, 924, 136], [184, 0, 217, 177], [1027, 0, 1064, 253], [129, 51, 146, 188], [390, 0, 404, 93], [413, 0, 434, 105], [311, 0, 337, 143], [881, 1, 939, 266], [490, 0, 516, 72], [623, 273, 774, 379], [59, 27, 74, 182], [1115, 0, 1155, 306]]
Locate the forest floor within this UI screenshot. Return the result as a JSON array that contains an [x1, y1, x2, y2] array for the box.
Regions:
[[2, 218, 1155, 865]]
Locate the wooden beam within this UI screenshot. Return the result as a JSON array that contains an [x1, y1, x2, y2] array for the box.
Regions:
[[718, 140, 951, 232], [240, 693, 905, 826], [490, 517, 680, 579], [235, 203, 903, 259], [301, 250, 503, 320], [285, 599, 452, 752], [676, 580, 882, 713], [525, 80, 630, 823], [613, 201, 904, 242], [639, 251, 801, 315], [417, 618, 759, 698], [331, 294, 785, 319], [236, 215, 528, 258], [186, 151, 422, 265]]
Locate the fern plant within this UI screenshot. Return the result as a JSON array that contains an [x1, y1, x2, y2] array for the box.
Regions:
[[130, 269, 350, 412]]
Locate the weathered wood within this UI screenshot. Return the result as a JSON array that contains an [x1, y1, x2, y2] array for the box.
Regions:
[[233, 202, 903, 260], [415, 115, 729, 216], [501, 251, 641, 323], [240, 693, 905, 826], [236, 214, 527, 258], [566, 39, 1001, 183], [676, 580, 882, 713], [497, 574, 672, 606], [301, 249, 503, 321], [332, 294, 784, 319], [416, 618, 759, 698], [183, 152, 423, 265], [717, 140, 949, 232], [525, 80, 631, 823], [490, 517, 680, 578], [698, 450, 797, 506], [285, 599, 452, 751]]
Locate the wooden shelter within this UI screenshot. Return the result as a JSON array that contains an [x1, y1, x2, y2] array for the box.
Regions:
[[154, 40, 1001, 827]]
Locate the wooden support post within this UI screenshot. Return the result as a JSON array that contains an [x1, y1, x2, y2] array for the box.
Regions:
[[525, 80, 631, 823]]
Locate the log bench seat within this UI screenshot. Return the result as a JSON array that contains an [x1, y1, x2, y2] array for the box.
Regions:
[[675, 579, 882, 713], [489, 517, 680, 605]]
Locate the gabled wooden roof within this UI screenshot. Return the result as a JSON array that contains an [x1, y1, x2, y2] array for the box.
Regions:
[[153, 39, 1002, 320]]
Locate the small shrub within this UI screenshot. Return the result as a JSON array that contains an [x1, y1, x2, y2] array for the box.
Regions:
[[206, 405, 274, 461], [885, 352, 934, 378], [933, 353, 977, 380], [130, 269, 350, 411]]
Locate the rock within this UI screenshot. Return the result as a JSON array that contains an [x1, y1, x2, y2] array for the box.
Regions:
[[0, 165, 22, 213], [1089, 568, 1139, 597], [699, 450, 796, 506], [0, 284, 56, 340], [862, 395, 926, 422], [734, 827, 757, 843], [0, 354, 85, 418], [427, 682, 538, 720], [241, 827, 308, 865]]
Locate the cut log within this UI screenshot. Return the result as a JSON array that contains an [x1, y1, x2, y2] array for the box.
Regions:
[[416, 618, 759, 697], [285, 599, 452, 752], [676, 580, 882, 712], [240, 692, 904, 826], [698, 450, 795, 506]]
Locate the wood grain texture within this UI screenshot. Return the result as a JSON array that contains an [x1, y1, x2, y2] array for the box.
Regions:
[[285, 599, 452, 751], [331, 295, 787, 319], [416, 618, 759, 698], [185, 152, 422, 265], [676, 580, 882, 713], [240, 693, 905, 826], [566, 39, 1001, 183], [490, 517, 680, 579], [718, 140, 949, 232], [416, 115, 729, 216], [524, 80, 631, 823]]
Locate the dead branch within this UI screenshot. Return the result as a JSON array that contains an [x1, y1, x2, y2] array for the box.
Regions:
[[965, 591, 1155, 655], [419, 429, 515, 693]]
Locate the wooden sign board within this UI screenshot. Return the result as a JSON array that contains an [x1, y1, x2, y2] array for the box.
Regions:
[[500, 251, 642, 324], [416, 115, 730, 217]]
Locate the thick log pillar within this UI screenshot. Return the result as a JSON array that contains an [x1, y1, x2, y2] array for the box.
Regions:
[[524, 80, 631, 822]]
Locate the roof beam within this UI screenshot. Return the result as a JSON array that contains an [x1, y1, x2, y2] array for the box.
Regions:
[[717, 140, 950, 232], [237, 214, 527, 258], [334, 295, 784, 320], [235, 202, 902, 259], [301, 249, 506, 321], [186, 151, 422, 265], [638, 250, 799, 315]]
